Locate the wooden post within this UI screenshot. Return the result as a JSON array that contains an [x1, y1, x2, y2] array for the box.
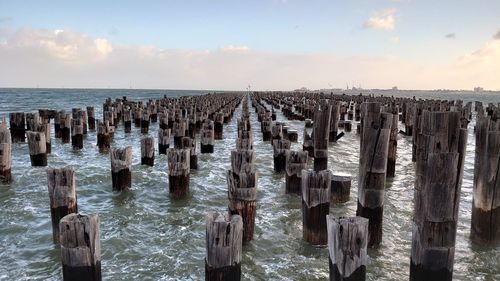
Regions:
[[356, 103, 392, 247], [167, 148, 190, 199], [141, 111, 150, 134], [329, 101, 341, 142], [60, 112, 71, 144], [123, 109, 132, 133], [134, 107, 142, 127], [386, 106, 399, 178], [141, 136, 155, 166], [71, 118, 84, 150], [285, 150, 308, 194], [302, 169, 331, 246], [173, 120, 186, 148], [59, 213, 101, 281], [327, 216, 368, 281], [272, 139, 291, 173], [287, 129, 298, 142], [158, 128, 171, 154], [410, 111, 467, 281], [9, 112, 26, 143], [182, 137, 198, 170], [159, 112, 169, 130], [110, 146, 132, 191], [0, 118, 12, 183], [313, 102, 332, 171], [47, 168, 77, 243], [97, 121, 112, 153], [214, 113, 224, 140], [205, 212, 243, 281], [227, 149, 257, 243], [303, 128, 314, 157], [27, 131, 47, 166], [261, 119, 272, 141], [471, 116, 500, 244], [271, 123, 283, 141], [331, 174, 351, 203], [201, 120, 215, 154], [86, 107, 95, 131]]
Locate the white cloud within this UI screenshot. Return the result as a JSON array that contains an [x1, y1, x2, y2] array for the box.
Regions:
[[0, 27, 499, 90], [363, 8, 397, 31], [494, 29, 500, 40], [391, 36, 400, 43]]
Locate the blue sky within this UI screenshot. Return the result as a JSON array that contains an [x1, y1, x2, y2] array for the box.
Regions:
[[0, 0, 499, 90]]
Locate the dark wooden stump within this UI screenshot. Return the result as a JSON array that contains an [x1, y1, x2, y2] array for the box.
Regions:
[[214, 113, 224, 140], [287, 129, 298, 142], [59, 213, 101, 281], [273, 139, 291, 173], [47, 167, 77, 244], [331, 174, 351, 203], [71, 118, 84, 150], [327, 216, 368, 281], [97, 121, 112, 153], [313, 102, 331, 171], [9, 112, 26, 143], [168, 148, 190, 199], [303, 128, 314, 157], [205, 212, 242, 281], [302, 169, 331, 246], [0, 120, 12, 183], [123, 109, 132, 133], [285, 150, 308, 194], [110, 146, 132, 191], [141, 111, 150, 134], [60, 112, 71, 144], [141, 136, 155, 166], [158, 128, 171, 154], [27, 131, 47, 166], [201, 120, 215, 154], [87, 107, 95, 131]]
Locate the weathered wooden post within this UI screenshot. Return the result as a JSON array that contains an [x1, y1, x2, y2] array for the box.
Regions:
[[385, 105, 399, 178], [134, 107, 142, 127], [356, 103, 392, 247], [27, 131, 47, 166], [59, 213, 101, 281], [327, 216, 368, 281], [173, 120, 186, 148], [303, 128, 314, 157], [285, 150, 308, 194], [410, 110, 467, 281], [86, 106, 96, 131], [9, 112, 26, 143], [201, 120, 215, 154], [313, 102, 332, 171], [167, 148, 190, 199], [141, 111, 150, 134], [471, 116, 500, 245], [271, 123, 283, 142], [97, 121, 112, 153], [123, 109, 132, 133], [182, 137, 198, 170], [329, 101, 342, 142], [272, 139, 291, 173], [227, 149, 258, 243], [60, 112, 71, 144], [302, 169, 331, 246], [71, 118, 84, 150], [110, 146, 132, 191], [214, 113, 224, 140], [141, 136, 155, 166], [205, 212, 243, 281], [0, 119, 11, 183], [331, 174, 351, 203], [47, 168, 77, 243], [158, 128, 171, 154], [287, 129, 298, 142]]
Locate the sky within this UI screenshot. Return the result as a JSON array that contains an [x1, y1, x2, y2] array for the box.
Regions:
[[0, 0, 499, 90]]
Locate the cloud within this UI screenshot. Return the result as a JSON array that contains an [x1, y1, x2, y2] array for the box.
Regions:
[[445, 33, 456, 39], [363, 8, 397, 31], [494, 29, 500, 40], [391, 36, 400, 43], [0, 27, 499, 90]]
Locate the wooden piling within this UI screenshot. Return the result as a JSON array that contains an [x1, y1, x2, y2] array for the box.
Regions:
[[356, 103, 392, 247], [272, 139, 291, 173], [167, 148, 190, 199], [60, 112, 71, 144], [47, 168, 77, 244], [96, 121, 112, 153], [86, 107, 95, 131], [327, 216, 368, 281], [302, 169, 331, 246], [285, 150, 308, 194], [173, 120, 186, 148], [329, 101, 341, 142], [470, 115, 500, 245], [331, 174, 351, 203], [123, 109, 132, 133], [205, 212, 243, 281], [181, 137, 198, 170], [141, 111, 150, 134], [59, 213, 101, 281], [110, 146, 132, 191], [303, 128, 314, 157], [214, 113, 224, 140], [410, 111, 467, 281], [313, 102, 332, 171], [158, 128, 171, 154], [201, 120, 215, 154], [71, 118, 84, 150], [9, 112, 26, 143], [141, 136, 155, 166], [27, 131, 47, 166], [0, 119, 12, 183]]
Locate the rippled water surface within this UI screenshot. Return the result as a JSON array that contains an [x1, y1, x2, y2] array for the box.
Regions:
[[0, 88, 499, 280]]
